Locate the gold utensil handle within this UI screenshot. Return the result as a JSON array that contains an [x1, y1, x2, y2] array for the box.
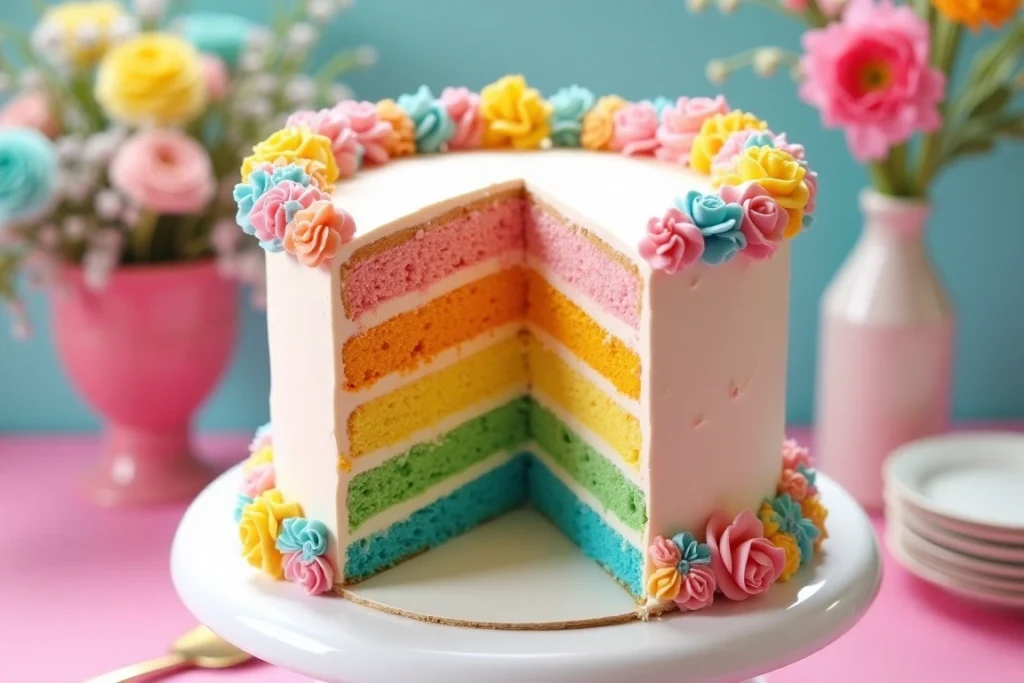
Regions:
[[83, 652, 189, 683]]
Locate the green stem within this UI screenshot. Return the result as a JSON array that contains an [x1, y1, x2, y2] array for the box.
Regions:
[[913, 16, 963, 196], [132, 210, 159, 263], [868, 162, 897, 196], [886, 143, 909, 195], [803, 0, 829, 28]]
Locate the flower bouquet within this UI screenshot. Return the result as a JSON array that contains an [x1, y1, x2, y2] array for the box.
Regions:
[[0, 0, 374, 506]]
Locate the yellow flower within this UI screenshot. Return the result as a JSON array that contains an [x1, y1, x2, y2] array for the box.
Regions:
[[244, 445, 273, 473], [41, 1, 126, 67], [375, 99, 416, 158], [758, 500, 780, 537], [480, 74, 552, 150], [715, 146, 810, 237], [931, 0, 1020, 31], [801, 495, 829, 550], [261, 157, 335, 193], [239, 489, 303, 579], [689, 110, 768, 175], [95, 33, 206, 127], [770, 532, 802, 582], [646, 566, 682, 601], [581, 95, 628, 151], [240, 127, 340, 184]]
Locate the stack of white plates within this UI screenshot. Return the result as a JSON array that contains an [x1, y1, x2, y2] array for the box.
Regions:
[[883, 432, 1024, 609]]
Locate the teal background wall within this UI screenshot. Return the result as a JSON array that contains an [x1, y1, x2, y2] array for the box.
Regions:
[[1, 0, 1022, 432]]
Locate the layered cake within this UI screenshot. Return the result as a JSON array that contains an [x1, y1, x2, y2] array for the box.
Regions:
[[232, 76, 828, 617]]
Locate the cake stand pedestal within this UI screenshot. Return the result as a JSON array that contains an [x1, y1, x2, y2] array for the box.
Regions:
[[171, 469, 881, 683]]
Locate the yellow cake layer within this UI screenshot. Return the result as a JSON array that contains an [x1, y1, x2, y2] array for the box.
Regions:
[[525, 269, 640, 401], [347, 335, 527, 458], [342, 267, 527, 391], [526, 334, 641, 468]]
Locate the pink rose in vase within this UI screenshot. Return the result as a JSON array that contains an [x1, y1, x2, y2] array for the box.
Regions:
[[706, 510, 786, 601], [638, 208, 705, 274], [611, 102, 660, 156], [109, 130, 214, 215], [439, 87, 483, 150], [655, 95, 729, 165], [718, 182, 789, 260]]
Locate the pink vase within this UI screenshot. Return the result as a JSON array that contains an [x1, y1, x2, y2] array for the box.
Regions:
[[816, 189, 955, 511], [51, 260, 238, 506]]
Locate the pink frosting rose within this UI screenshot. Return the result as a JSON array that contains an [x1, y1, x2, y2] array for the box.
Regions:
[[286, 108, 360, 178], [611, 102, 660, 156], [782, 439, 812, 470], [0, 92, 60, 139], [241, 463, 275, 498], [800, 0, 945, 161], [779, 468, 811, 501], [655, 95, 729, 164], [711, 131, 807, 176], [109, 130, 214, 214], [282, 552, 334, 596], [439, 87, 483, 150], [648, 535, 683, 569], [675, 565, 717, 611], [333, 100, 392, 165], [638, 208, 705, 274], [718, 182, 789, 261], [706, 510, 786, 601], [248, 180, 325, 247], [200, 54, 230, 101], [804, 168, 819, 213]]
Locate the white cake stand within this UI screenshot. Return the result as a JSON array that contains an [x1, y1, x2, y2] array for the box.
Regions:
[[171, 467, 881, 683]]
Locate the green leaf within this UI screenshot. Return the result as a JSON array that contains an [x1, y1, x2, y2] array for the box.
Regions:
[[948, 137, 996, 158], [967, 20, 1024, 85], [996, 116, 1024, 139], [967, 85, 1013, 120]]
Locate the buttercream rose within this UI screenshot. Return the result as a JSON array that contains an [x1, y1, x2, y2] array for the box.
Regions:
[[689, 110, 768, 174], [706, 510, 786, 601], [238, 489, 303, 579], [548, 85, 596, 148], [637, 208, 705, 274], [375, 99, 416, 158], [655, 95, 729, 165], [0, 93, 60, 139], [770, 532, 802, 582], [248, 180, 326, 252], [241, 126, 339, 184], [397, 85, 455, 154], [648, 535, 683, 569], [717, 182, 788, 261], [675, 565, 716, 611], [581, 95, 628, 151], [282, 199, 355, 268], [439, 87, 484, 150], [334, 100, 394, 164], [480, 74, 552, 150], [782, 439, 811, 470], [241, 463, 275, 499], [0, 127, 58, 224], [778, 468, 810, 501], [286, 109, 360, 178], [276, 517, 330, 562], [109, 130, 214, 215], [715, 146, 809, 238], [612, 102, 660, 156], [675, 190, 746, 265], [283, 552, 334, 596], [96, 33, 207, 127], [647, 566, 682, 601]]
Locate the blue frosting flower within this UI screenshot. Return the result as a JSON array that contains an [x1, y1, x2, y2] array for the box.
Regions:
[[643, 96, 673, 117], [797, 463, 817, 488], [771, 494, 820, 566], [669, 531, 711, 575], [743, 132, 778, 150], [397, 85, 455, 154], [0, 127, 58, 224], [675, 190, 746, 266], [233, 494, 253, 523], [548, 85, 596, 148], [178, 12, 259, 68], [802, 213, 815, 230], [276, 517, 330, 562], [253, 421, 273, 441], [257, 194, 313, 252], [232, 164, 312, 235]]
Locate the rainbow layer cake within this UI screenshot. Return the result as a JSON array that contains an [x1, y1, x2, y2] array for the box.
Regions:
[[232, 76, 828, 616]]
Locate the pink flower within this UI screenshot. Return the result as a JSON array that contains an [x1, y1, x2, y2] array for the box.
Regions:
[[439, 87, 483, 150], [286, 108, 360, 178], [282, 552, 334, 596], [648, 535, 682, 569], [333, 100, 392, 165], [711, 131, 807, 176], [675, 565, 716, 611], [200, 54, 230, 102], [706, 510, 785, 601], [718, 182, 788, 260], [248, 180, 325, 248], [611, 102, 660, 156], [799, 0, 945, 161], [638, 207, 705, 274], [0, 92, 60, 139], [109, 130, 214, 214], [804, 168, 819, 213], [241, 463, 275, 498], [779, 468, 810, 501], [655, 95, 729, 164], [283, 199, 355, 268], [782, 439, 811, 470]]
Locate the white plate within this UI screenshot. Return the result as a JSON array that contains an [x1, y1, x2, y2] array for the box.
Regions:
[[891, 522, 1024, 584], [884, 432, 1024, 538], [885, 497, 1024, 564]]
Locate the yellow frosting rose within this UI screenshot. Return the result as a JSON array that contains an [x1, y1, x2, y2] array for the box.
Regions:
[[375, 99, 416, 158], [42, 1, 126, 67], [758, 500, 780, 537], [240, 127, 340, 183], [581, 95, 628, 151], [769, 532, 802, 582], [800, 495, 829, 550], [480, 74, 552, 150], [239, 489, 303, 579], [715, 146, 810, 237], [95, 33, 206, 126], [689, 110, 768, 175], [244, 445, 274, 473], [646, 566, 682, 601]]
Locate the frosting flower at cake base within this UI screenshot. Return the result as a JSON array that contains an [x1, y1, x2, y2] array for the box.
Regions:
[[782, 438, 812, 470], [689, 110, 768, 174], [480, 74, 552, 150], [248, 180, 326, 252], [241, 463, 276, 499], [234, 494, 253, 523], [239, 489, 303, 579], [715, 146, 809, 238], [286, 109, 361, 178], [675, 190, 746, 265], [548, 85, 596, 148], [638, 207, 705, 274], [778, 468, 811, 502], [249, 422, 273, 454], [397, 85, 455, 154], [0, 127, 58, 224], [648, 534, 683, 568], [769, 532, 802, 582], [241, 126, 340, 184], [334, 100, 394, 164], [758, 500, 780, 537], [440, 87, 484, 150], [646, 532, 716, 611], [245, 445, 274, 473], [109, 130, 215, 215], [655, 95, 729, 165], [276, 517, 330, 563], [283, 552, 334, 595], [376, 99, 417, 158], [581, 95, 628, 151], [706, 510, 785, 601], [930, 0, 1020, 31], [766, 493, 820, 565], [717, 182, 788, 261], [612, 102, 660, 156], [799, 0, 945, 162], [801, 495, 830, 549], [282, 199, 356, 268]]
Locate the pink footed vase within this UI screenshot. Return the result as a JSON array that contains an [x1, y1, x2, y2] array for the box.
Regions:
[[816, 189, 955, 511], [51, 260, 238, 507]]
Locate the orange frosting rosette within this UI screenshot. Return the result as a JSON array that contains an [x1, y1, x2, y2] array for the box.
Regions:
[[581, 94, 628, 151], [689, 111, 768, 174], [769, 532, 801, 582], [800, 495, 829, 550], [376, 99, 416, 158], [241, 126, 339, 184], [239, 489, 303, 579], [714, 146, 810, 237], [480, 74, 552, 150], [284, 200, 356, 268]]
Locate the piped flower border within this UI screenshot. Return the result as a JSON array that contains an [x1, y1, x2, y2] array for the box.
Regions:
[[231, 75, 819, 273]]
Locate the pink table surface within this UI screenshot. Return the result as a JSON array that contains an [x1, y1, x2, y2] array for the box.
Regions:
[[1, 429, 1022, 683]]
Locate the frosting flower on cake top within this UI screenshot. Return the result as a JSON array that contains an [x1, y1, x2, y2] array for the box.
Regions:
[[397, 86, 455, 154], [548, 85, 596, 148], [480, 75, 552, 150]]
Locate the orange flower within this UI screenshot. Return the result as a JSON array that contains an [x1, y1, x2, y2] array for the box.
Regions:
[[284, 200, 355, 268], [930, 0, 1020, 31], [376, 99, 415, 158], [581, 95, 628, 151]]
